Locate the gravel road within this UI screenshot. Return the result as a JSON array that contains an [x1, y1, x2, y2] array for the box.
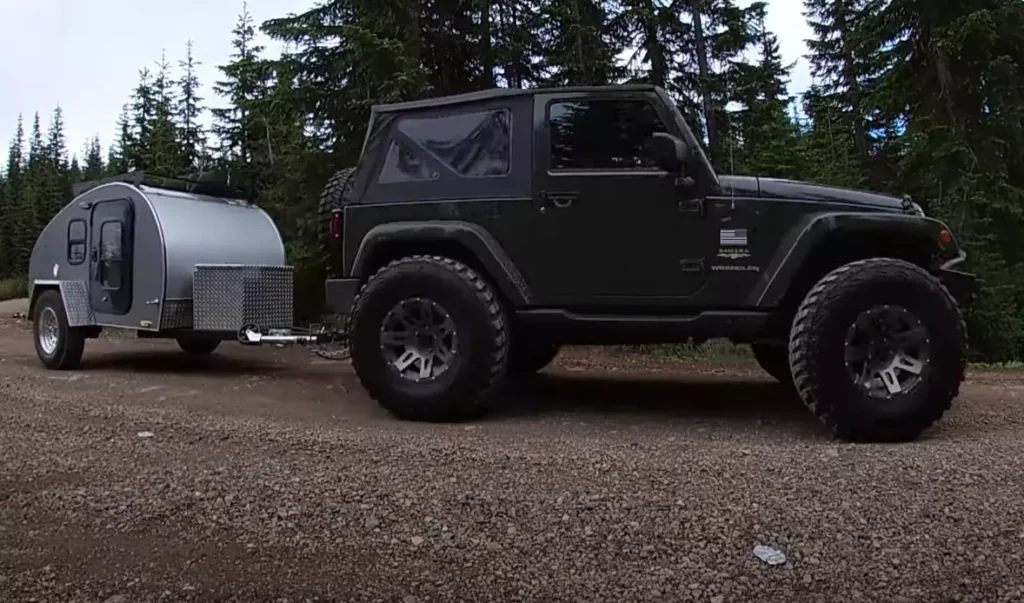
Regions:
[[2, 318, 1024, 603]]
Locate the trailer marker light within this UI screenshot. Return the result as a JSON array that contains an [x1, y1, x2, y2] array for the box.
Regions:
[[938, 229, 952, 247]]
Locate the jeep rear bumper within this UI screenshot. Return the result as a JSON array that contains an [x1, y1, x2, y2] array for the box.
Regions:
[[937, 252, 979, 308], [325, 278, 361, 315]]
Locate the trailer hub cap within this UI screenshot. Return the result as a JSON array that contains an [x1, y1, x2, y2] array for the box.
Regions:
[[380, 298, 458, 382], [38, 307, 60, 356], [844, 305, 930, 397]]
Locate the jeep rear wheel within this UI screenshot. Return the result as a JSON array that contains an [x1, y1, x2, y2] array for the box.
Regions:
[[789, 258, 967, 443], [348, 255, 510, 421], [751, 342, 792, 385]]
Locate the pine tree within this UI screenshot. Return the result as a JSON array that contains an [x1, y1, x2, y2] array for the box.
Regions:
[[729, 2, 804, 178], [82, 137, 105, 181], [536, 0, 624, 86], [0, 116, 25, 276], [108, 105, 133, 174], [42, 106, 72, 227], [143, 50, 185, 176], [212, 4, 269, 168], [867, 0, 1024, 359], [802, 0, 881, 181], [261, 0, 429, 162], [177, 40, 208, 171], [127, 68, 156, 170]]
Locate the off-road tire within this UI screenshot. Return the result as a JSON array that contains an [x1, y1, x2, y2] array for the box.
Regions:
[[789, 257, 967, 443], [506, 339, 561, 377], [176, 338, 221, 355], [32, 289, 86, 370], [348, 255, 510, 422], [751, 342, 792, 385], [317, 167, 357, 266]]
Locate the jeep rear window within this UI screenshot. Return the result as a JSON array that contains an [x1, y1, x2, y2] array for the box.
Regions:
[[548, 99, 666, 170], [388, 109, 512, 179]]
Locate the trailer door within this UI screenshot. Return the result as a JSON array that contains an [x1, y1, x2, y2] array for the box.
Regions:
[[89, 198, 135, 315]]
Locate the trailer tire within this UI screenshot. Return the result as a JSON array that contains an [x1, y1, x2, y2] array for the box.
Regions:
[[176, 338, 221, 356], [32, 289, 86, 370], [348, 255, 509, 422], [751, 342, 792, 385], [789, 257, 966, 443], [317, 167, 357, 267]]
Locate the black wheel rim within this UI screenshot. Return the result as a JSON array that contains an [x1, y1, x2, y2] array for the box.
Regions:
[[379, 297, 458, 382], [844, 304, 931, 398]]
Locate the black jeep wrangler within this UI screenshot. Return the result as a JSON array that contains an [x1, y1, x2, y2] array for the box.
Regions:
[[319, 84, 977, 443]]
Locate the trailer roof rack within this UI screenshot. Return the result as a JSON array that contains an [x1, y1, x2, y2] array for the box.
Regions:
[[73, 170, 251, 200]]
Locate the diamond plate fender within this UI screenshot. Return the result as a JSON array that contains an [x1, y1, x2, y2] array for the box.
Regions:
[[58, 281, 96, 327], [32, 280, 96, 326]]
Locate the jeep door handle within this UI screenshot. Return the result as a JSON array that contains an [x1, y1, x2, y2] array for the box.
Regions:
[[544, 192, 577, 209]]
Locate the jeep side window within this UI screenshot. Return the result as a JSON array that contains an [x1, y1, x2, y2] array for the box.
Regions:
[[379, 109, 512, 183], [548, 99, 667, 170], [379, 140, 440, 183]]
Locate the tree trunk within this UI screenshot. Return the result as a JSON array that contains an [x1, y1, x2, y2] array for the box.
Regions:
[[481, 0, 495, 86]]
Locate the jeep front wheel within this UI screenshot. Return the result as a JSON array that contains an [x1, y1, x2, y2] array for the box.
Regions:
[[789, 258, 966, 443], [348, 255, 510, 421], [751, 342, 792, 385]]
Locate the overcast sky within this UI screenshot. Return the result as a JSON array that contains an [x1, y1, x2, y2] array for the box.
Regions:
[[0, 0, 813, 166]]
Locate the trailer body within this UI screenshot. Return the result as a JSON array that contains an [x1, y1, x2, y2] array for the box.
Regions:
[[28, 177, 293, 336]]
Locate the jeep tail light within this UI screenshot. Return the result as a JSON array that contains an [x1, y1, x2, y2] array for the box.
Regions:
[[938, 229, 952, 248], [330, 210, 342, 239]]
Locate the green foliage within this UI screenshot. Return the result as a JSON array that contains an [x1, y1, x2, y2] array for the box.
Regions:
[[2, 0, 1023, 362], [0, 278, 26, 302]]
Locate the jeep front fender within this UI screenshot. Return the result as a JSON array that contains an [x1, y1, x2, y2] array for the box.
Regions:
[[749, 213, 964, 307], [347, 220, 533, 306]]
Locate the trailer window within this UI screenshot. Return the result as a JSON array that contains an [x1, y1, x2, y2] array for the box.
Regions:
[[67, 219, 87, 265], [99, 220, 123, 289]]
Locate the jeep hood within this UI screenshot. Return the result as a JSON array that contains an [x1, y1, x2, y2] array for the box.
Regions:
[[720, 176, 908, 211]]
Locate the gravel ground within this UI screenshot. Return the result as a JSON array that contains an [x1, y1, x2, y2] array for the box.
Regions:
[[2, 318, 1024, 603]]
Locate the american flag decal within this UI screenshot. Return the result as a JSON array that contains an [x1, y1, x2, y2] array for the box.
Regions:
[[719, 228, 748, 246]]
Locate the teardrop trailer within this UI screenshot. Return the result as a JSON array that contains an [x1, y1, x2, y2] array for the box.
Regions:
[[26, 172, 345, 370], [29, 84, 980, 443]]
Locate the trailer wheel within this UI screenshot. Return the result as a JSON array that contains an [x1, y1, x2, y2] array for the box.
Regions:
[[348, 255, 509, 422], [789, 258, 966, 443], [32, 289, 86, 370], [176, 338, 221, 356]]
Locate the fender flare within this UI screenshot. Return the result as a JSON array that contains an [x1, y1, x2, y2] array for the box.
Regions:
[[349, 220, 533, 306], [749, 213, 959, 307], [29, 280, 97, 327]]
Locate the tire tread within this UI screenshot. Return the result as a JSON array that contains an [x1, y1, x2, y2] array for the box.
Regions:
[[788, 257, 967, 442]]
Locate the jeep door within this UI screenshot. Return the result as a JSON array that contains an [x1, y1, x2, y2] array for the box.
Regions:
[[525, 91, 712, 306]]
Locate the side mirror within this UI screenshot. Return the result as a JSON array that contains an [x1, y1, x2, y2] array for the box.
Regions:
[[646, 132, 690, 174]]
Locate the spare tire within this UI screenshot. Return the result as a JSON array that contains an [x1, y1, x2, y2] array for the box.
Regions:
[[318, 167, 358, 267]]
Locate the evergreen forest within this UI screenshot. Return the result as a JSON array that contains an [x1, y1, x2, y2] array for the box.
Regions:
[[1, 0, 1022, 362]]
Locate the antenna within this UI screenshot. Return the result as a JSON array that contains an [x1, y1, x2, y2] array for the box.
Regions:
[[725, 65, 736, 211]]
